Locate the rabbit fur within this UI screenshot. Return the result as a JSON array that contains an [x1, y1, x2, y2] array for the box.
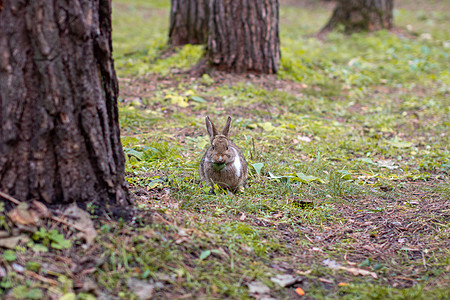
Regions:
[[199, 116, 248, 193]]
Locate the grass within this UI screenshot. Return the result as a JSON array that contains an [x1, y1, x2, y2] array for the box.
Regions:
[[108, 2, 449, 298], [1, 0, 448, 299]]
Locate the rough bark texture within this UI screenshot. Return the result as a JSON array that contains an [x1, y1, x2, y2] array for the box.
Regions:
[[207, 0, 280, 74], [0, 0, 128, 205], [169, 0, 209, 46], [321, 0, 394, 34]]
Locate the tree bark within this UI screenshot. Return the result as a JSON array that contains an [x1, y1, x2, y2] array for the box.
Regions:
[[0, 0, 128, 205], [320, 0, 394, 34], [169, 0, 209, 46], [207, 0, 280, 74]]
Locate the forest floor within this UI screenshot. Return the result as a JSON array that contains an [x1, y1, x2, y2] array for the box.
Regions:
[[1, 0, 449, 299]]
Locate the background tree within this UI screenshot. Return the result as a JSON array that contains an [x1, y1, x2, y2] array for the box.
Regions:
[[207, 0, 280, 74], [0, 0, 128, 205], [320, 0, 394, 34], [169, 0, 209, 46]]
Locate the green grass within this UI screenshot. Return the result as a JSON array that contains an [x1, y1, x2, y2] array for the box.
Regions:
[[109, 2, 449, 296]]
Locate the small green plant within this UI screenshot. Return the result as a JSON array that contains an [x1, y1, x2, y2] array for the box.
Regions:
[[32, 228, 72, 250], [3, 250, 17, 262], [0, 202, 9, 230]]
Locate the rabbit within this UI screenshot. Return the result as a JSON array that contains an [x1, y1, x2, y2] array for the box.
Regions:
[[199, 116, 248, 194]]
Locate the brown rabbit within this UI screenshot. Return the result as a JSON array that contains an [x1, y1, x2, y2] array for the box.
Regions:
[[199, 116, 248, 193]]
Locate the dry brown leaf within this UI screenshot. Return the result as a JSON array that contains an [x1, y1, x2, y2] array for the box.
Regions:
[[63, 204, 97, 246], [247, 281, 270, 295], [272, 212, 283, 219], [318, 278, 334, 284], [362, 245, 376, 251], [8, 203, 40, 225], [296, 270, 312, 276], [127, 278, 155, 300], [0, 235, 29, 249], [270, 274, 301, 287], [31, 200, 51, 218], [339, 266, 378, 279]]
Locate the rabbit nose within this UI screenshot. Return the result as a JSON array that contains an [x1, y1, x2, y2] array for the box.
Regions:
[[218, 156, 223, 162]]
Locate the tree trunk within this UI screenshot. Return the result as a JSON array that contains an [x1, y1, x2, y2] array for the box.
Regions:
[[320, 0, 394, 34], [207, 0, 280, 74], [169, 0, 209, 46], [0, 0, 128, 205]]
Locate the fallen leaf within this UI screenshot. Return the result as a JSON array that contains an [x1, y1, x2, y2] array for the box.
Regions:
[[387, 139, 412, 148], [338, 282, 349, 286], [63, 204, 97, 246], [247, 281, 270, 295], [127, 278, 155, 300], [339, 266, 378, 279], [241, 244, 253, 253], [318, 278, 334, 284], [376, 159, 399, 170], [270, 274, 301, 287], [31, 201, 51, 218], [295, 287, 305, 296], [0, 235, 29, 249], [323, 258, 341, 269], [175, 237, 189, 244], [297, 136, 312, 143], [12, 263, 25, 273], [272, 212, 283, 219], [8, 203, 40, 225], [362, 245, 376, 251]]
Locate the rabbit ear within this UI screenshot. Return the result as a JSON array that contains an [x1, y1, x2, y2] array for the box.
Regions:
[[222, 116, 232, 137], [205, 116, 218, 139]]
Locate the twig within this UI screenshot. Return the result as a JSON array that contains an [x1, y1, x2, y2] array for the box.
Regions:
[[0, 190, 21, 205], [304, 234, 314, 243], [392, 276, 417, 282], [50, 215, 86, 233], [25, 270, 59, 286]]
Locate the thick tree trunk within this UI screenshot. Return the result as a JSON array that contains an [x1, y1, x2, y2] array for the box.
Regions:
[[0, 0, 128, 205], [207, 0, 280, 74], [320, 0, 394, 34], [169, 0, 209, 46]]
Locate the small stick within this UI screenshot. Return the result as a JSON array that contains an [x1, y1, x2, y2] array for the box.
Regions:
[[24, 270, 59, 286], [0, 190, 21, 205], [51, 215, 86, 233]]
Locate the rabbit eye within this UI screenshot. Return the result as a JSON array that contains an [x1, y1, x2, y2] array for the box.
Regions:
[[212, 145, 215, 150], [226, 146, 229, 150]]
